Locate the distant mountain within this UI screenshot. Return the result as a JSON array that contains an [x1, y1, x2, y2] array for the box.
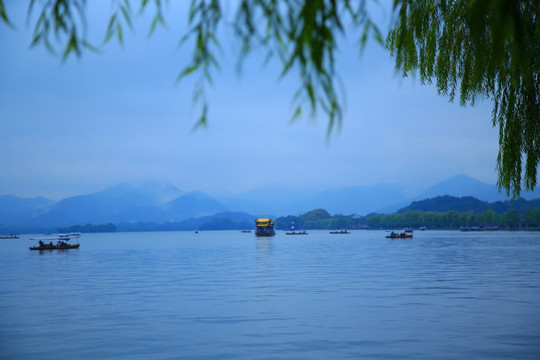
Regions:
[[0, 183, 230, 228], [0, 195, 55, 224], [415, 174, 540, 202], [292, 184, 408, 216], [116, 211, 256, 231], [2, 175, 540, 231], [220, 185, 323, 215], [161, 193, 228, 221], [100, 181, 183, 205], [228, 176, 538, 217], [105, 192, 228, 223], [377, 175, 540, 214], [31, 183, 178, 226], [177, 211, 256, 230], [219, 184, 409, 216], [218, 196, 267, 215]]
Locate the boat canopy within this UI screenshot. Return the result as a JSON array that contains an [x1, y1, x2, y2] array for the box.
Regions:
[[255, 218, 274, 226]]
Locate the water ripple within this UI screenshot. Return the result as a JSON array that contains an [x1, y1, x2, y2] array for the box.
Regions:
[[0, 230, 539, 359]]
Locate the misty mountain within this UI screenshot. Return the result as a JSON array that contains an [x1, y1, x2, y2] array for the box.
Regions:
[[172, 211, 255, 230], [162, 193, 228, 221], [116, 211, 256, 232], [2, 174, 540, 229], [416, 174, 540, 202], [0, 195, 55, 224], [415, 174, 506, 202], [377, 174, 540, 214], [217, 196, 267, 215], [1, 183, 230, 227], [290, 184, 408, 216], [105, 192, 229, 223], [218, 185, 323, 215], [218, 184, 409, 216], [30, 182, 187, 225]]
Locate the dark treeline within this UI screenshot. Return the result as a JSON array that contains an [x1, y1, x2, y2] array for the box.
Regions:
[[54, 207, 540, 233], [277, 208, 540, 230], [365, 209, 540, 229], [276, 209, 362, 230]]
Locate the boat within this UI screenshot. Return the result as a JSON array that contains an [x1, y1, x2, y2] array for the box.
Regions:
[[29, 234, 80, 250], [329, 230, 349, 234], [29, 240, 80, 250], [241, 230, 251, 233], [286, 222, 308, 235], [385, 232, 413, 239], [286, 230, 308, 235], [460, 226, 483, 232], [255, 218, 275, 237], [30, 234, 73, 241], [0, 234, 20, 239]]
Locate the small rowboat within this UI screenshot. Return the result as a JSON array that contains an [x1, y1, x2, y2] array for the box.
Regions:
[[385, 234, 413, 239], [29, 243, 80, 250]]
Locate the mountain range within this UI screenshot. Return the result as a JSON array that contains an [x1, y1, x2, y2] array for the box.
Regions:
[[1, 175, 540, 231]]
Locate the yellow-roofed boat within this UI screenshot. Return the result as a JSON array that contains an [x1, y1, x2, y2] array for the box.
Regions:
[[255, 218, 275, 237]]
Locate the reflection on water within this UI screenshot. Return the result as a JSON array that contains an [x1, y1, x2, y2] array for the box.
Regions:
[[0, 230, 539, 359], [256, 237, 274, 260]]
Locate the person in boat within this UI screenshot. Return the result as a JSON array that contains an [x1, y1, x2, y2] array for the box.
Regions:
[[49, 241, 53, 247], [39, 240, 44, 247]]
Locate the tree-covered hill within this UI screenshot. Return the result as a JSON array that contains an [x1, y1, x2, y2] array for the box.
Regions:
[[277, 197, 540, 231], [398, 195, 489, 213], [398, 196, 540, 215], [276, 209, 362, 230]]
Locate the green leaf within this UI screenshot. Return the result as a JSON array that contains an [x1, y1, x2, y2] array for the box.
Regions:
[[30, 33, 42, 47], [148, 14, 160, 36], [192, 103, 208, 131], [121, 5, 133, 31], [306, 82, 315, 108], [176, 63, 199, 82], [81, 40, 99, 53], [117, 22, 123, 45], [290, 106, 302, 122], [103, 14, 117, 44], [0, 0, 15, 28], [62, 33, 78, 62]]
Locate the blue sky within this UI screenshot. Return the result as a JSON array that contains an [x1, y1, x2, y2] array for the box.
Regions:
[[0, 1, 499, 200]]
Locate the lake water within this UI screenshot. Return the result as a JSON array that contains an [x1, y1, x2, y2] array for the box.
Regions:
[[1, 230, 539, 359]]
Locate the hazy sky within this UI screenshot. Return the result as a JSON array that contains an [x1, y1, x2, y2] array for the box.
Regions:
[[0, 2, 499, 200]]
